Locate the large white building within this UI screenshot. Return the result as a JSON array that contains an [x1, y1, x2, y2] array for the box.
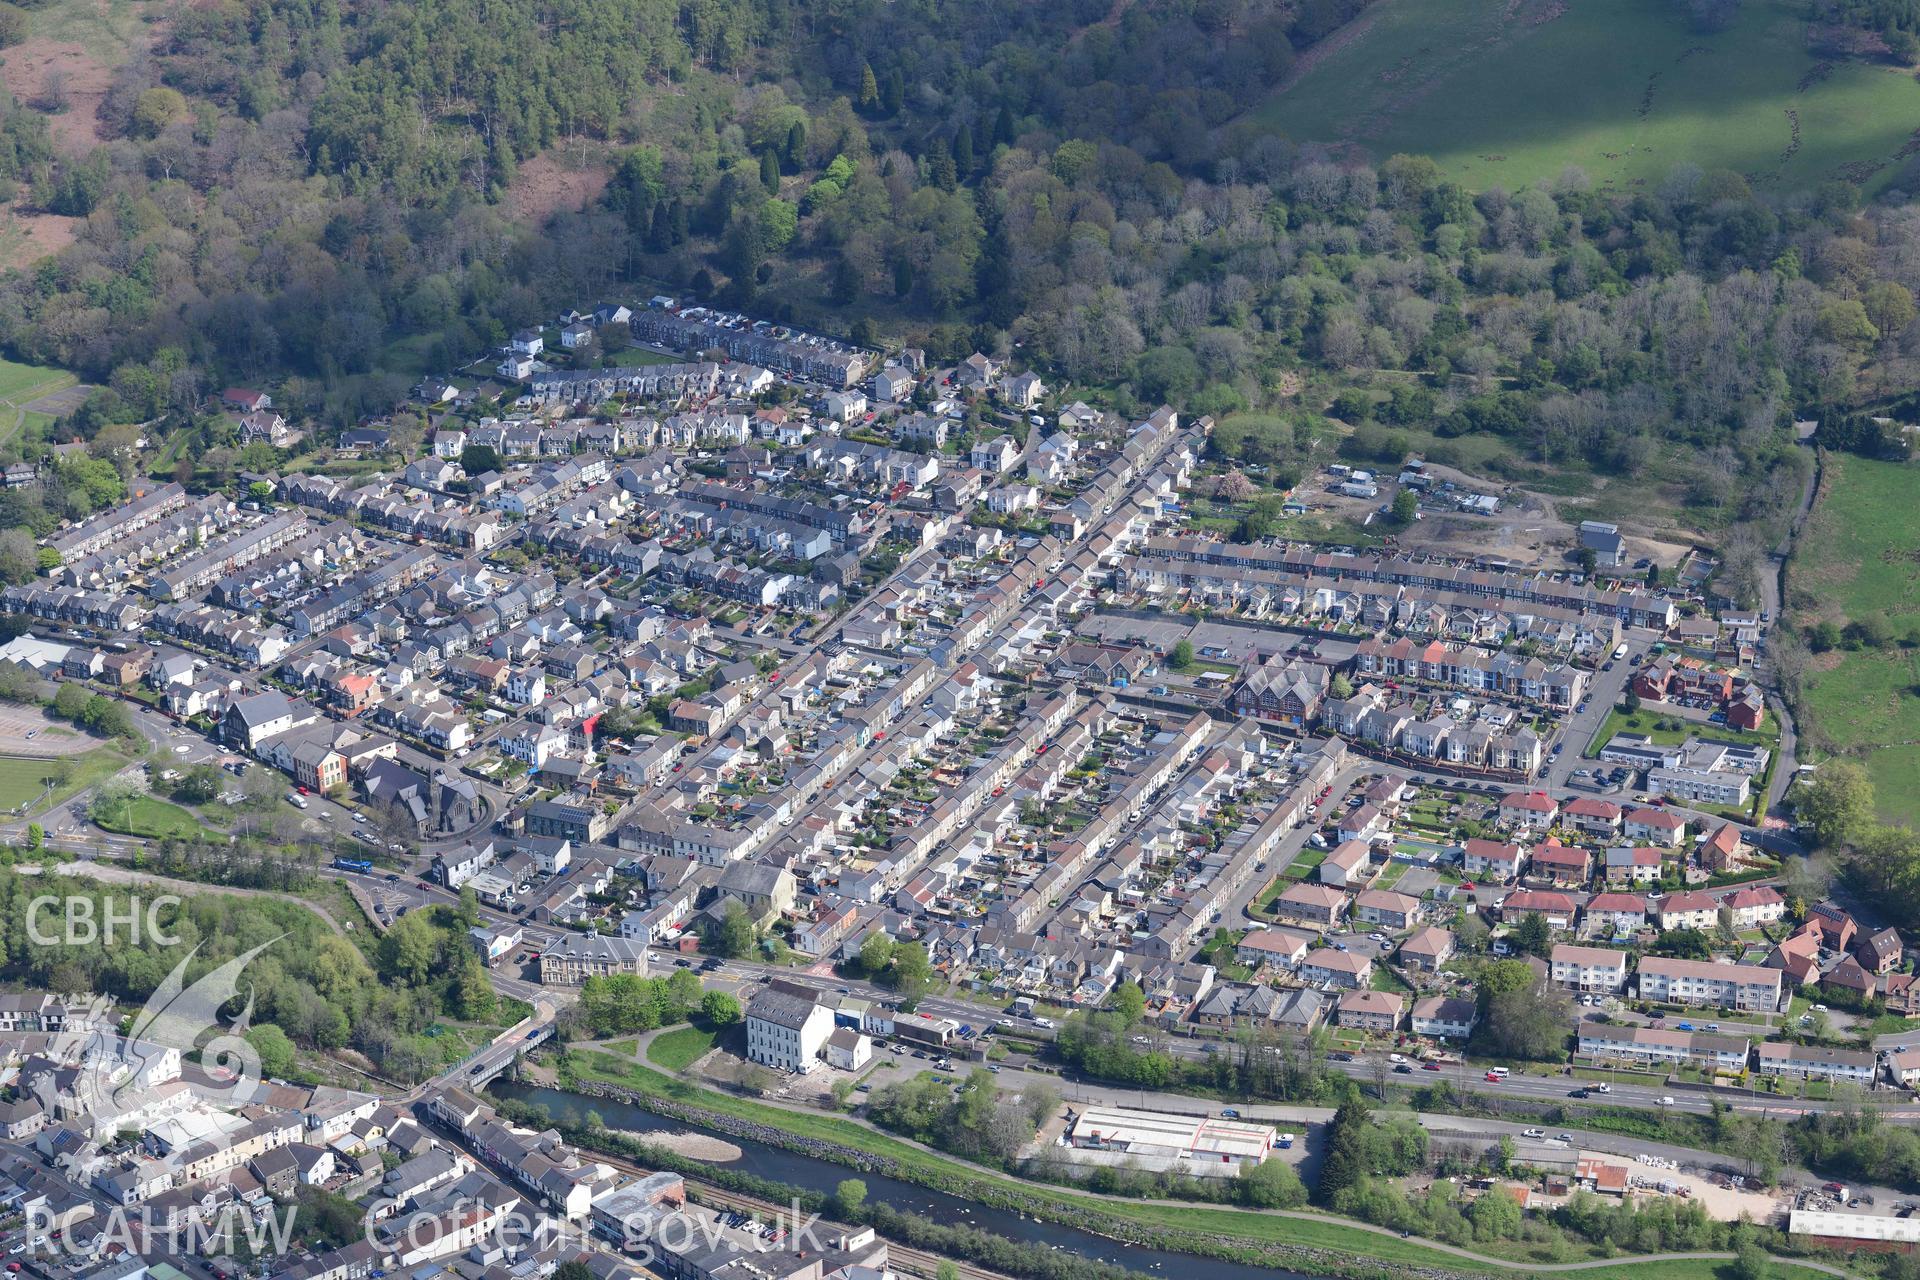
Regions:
[[745, 990, 834, 1073], [1648, 765, 1750, 807], [1068, 1105, 1276, 1169]]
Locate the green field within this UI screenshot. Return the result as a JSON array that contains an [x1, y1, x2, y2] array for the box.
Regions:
[[1255, 0, 1920, 195], [0, 755, 70, 812], [646, 1023, 721, 1071], [0, 748, 130, 816], [93, 795, 201, 839], [24, 0, 159, 62], [1793, 454, 1920, 822], [1585, 706, 1778, 757], [605, 347, 680, 367], [0, 356, 77, 448], [1797, 454, 1920, 629]]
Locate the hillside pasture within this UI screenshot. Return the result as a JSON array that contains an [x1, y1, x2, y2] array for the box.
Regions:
[[1792, 453, 1920, 824], [1250, 0, 1920, 195]]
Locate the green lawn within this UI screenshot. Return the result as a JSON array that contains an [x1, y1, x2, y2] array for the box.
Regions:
[[646, 1023, 721, 1071], [1799, 453, 1920, 627], [1584, 706, 1777, 758], [93, 795, 202, 839], [1793, 453, 1920, 822], [602, 347, 679, 367], [0, 755, 72, 812], [0, 358, 77, 449], [1253, 0, 1920, 196], [561, 1052, 1833, 1280], [0, 747, 132, 817], [1370, 964, 1412, 994], [0, 357, 72, 403]]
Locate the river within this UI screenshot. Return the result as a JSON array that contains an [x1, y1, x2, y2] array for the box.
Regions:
[[496, 1083, 1319, 1280]]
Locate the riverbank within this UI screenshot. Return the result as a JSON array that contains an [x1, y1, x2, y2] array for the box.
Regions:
[[530, 1050, 1858, 1280]]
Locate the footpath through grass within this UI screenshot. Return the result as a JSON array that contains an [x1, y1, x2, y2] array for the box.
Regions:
[[560, 1051, 1836, 1278]]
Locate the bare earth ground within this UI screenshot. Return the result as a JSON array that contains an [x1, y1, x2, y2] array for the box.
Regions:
[[505, 152, 613, 225], [0, 32, 103, 269], [0, 38, 116, 153], [0, 706, 99, 756], [1306, 455, 1694, 571], [0, 207, 79, 270], [0, 0, 169, 268]]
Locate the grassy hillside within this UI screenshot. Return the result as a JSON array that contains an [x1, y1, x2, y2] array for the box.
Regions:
[[1793, 453, 1920, 824], [1254, 0, 1920, 194]]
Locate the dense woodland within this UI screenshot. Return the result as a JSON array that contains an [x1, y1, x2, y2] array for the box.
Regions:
[[0, 0, 1908, 604], [0, 870, 513, 1083]]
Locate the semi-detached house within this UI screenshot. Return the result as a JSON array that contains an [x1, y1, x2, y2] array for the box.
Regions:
[[1300, 947, 1373, 990], [1550, 944, 1628, 993], [1578, 1025, 1750, 1071], [1755, 1041, 1876, 1084], [1462, 838, 1524, 881]]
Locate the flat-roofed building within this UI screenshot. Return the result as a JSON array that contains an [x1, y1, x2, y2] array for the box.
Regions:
[[1068, 1106, 1276, 1168]]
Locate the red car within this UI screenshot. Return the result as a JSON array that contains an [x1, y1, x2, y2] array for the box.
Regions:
[[1422, 1061, 1442, 1071]]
